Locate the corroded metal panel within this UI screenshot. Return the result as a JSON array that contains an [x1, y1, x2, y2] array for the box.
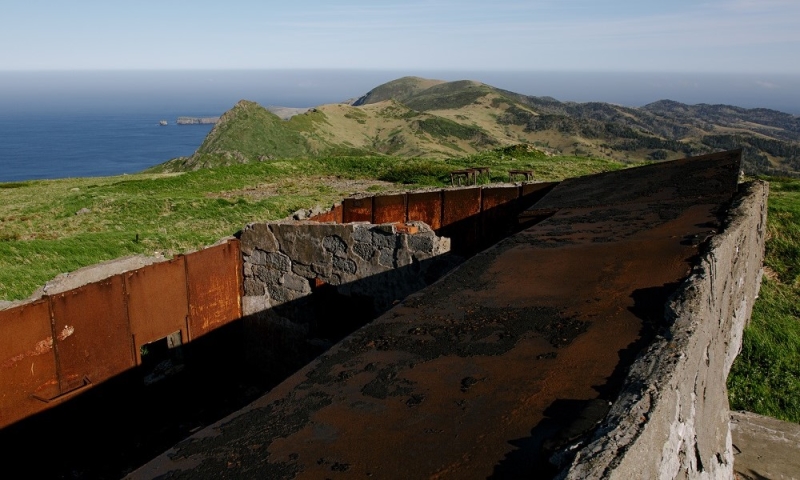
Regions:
[[186, 240, 242, 340], [442, 188, 482, 255], [407, 191, 443, 230], [373, 194, 407, 225], [51, 275, 133, 391], [331, 204, 344, 223], [481, 186, 522, 248], [343, 197, 373, 223], [124, 258, 188, 364], [310, 210, 335, 223], [482, 186, 519, 211], [309, 204, 343, 223], [0, 299, 58, 428], [442, 187, 482, 227]]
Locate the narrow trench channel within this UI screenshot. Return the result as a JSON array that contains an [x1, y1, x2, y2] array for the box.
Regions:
[[2, 188, 560, 479]]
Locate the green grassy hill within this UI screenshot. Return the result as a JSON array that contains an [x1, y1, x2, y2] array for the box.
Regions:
[[352, 76, 446, 106], [147, 76, 800, 177], [153, 100, 311, 171]]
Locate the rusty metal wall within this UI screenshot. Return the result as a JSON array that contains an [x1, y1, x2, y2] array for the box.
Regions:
[[482, 186, 520, 211], [441, 188, 483, 255], [442, 188, 482, 227], [1, 238, 246, 429], [331, 204, 344, 223], [480, 186, 521, 248], [343, 197, 373, 223], [309, 210, 335, 222], [308, 204, 343, 223], [185, 240, 242, 340], [124, 258, 189, 364], [373, 194, 407, 225], [0, 299, 58, 429], [50, 275, 134, 393], [407, 191, 443, 230]]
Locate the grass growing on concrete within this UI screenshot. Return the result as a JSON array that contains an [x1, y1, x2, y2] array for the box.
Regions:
[[0, 151, 624, 301], [728, 177, 800, 423]]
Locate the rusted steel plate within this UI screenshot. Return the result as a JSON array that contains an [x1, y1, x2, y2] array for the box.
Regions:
[[0, 299, 59, 428], [310, 210, 335, 223], [51, 275, 133, 392], [442, 188, 482, 255], [482, 186, 519, 210], [309, 204, 343, 223], [343, 197, 373, 223], [331, 204, 343, 223], [442, 187, 482, 227], [124, 258, 188, 363], [373, 194, 407, 224], [185, 240, 242, 340], [480, 187, 522, 247], [407, 191, 443, 230]]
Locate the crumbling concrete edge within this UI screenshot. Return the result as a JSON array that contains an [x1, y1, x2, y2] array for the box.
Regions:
[[560, 180, 768, 480]]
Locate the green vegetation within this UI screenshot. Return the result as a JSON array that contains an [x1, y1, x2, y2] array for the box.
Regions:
[[415, 117, 489, 141], [728, 176, 800, 422], [0, 148, 625, 301], [151, 101, 310, 171], [404, 81, 492, 111], [353, 76, 446, 106]]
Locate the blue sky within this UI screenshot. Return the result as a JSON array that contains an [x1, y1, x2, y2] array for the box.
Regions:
[[2, 0, 799, 73]]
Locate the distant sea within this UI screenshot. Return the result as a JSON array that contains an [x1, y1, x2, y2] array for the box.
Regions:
[[2, 70, 799, 183]]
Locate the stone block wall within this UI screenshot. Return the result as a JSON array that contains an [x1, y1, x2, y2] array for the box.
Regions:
[[239, 220, 462, 378], [560, 181, 768, 479]]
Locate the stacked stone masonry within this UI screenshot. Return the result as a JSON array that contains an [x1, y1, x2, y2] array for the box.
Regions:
[[241, 221, 455, 317]]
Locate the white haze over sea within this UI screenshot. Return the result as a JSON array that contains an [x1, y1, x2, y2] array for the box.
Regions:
[[1, 70, 798, 182]]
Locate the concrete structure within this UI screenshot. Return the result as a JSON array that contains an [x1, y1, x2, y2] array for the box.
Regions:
[[127, 150, 769, 479]]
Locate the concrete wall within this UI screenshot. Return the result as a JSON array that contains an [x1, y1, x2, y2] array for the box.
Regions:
[[560, 181, 768, 479]]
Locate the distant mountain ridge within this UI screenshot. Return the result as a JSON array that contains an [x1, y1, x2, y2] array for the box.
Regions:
[[152, 76, 800, 175]]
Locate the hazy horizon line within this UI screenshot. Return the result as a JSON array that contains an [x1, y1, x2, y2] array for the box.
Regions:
[[1, 69, 798, 116]]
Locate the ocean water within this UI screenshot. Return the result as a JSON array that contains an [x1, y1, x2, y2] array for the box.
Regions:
[[1, 70, 798, 183], [0, 112, 215, 182]]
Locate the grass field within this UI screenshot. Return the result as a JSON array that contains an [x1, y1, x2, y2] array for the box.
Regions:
[[727, 176, 800, 423], [0, 149, 624, 301]]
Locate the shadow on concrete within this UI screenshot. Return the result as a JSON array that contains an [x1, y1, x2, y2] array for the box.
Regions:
[[241, 251, 466, 386], [488, 280, 687, 479]]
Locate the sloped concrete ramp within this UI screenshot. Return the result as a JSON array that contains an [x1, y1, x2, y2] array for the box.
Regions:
[[129, 150, 759, 479]]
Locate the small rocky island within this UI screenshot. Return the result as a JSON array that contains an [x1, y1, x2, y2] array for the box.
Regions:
[[176, 116, 219, 125]]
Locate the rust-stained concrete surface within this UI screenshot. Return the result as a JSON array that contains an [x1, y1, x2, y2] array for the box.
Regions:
[[129, 151, 746, 479]]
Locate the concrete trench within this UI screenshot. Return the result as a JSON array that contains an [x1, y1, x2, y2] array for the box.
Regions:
[[128, 150, 767, 479]]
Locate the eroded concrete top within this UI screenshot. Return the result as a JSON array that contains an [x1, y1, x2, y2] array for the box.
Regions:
[[129, 151, 743, 479]]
